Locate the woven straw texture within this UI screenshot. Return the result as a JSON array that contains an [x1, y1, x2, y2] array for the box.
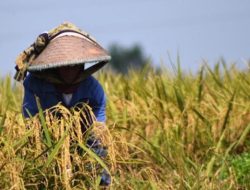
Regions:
[[29, 35, 110, 71]]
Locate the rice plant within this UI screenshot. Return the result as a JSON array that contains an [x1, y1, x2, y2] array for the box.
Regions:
[[0, 62, 249, 189]]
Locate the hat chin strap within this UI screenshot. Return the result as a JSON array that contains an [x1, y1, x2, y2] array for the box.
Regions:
[[31, 61, 108, 85]]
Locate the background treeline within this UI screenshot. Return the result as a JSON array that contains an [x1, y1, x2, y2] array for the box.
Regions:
[[108, 43, 148, 74]]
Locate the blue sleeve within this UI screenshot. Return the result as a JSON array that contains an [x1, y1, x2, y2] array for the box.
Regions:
[[22, 76, 39, 118], [91, 80, 106, 122]]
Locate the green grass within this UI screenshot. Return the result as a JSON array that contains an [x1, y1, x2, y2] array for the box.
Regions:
[[0, 62, 250, 189]]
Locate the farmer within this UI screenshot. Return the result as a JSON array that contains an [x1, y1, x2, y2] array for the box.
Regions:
[[14, 22, 111, 186]]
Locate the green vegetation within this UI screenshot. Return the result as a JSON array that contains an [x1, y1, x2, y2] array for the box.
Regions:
[[0, 62, 250, 189], [108, 43, 148, 74]]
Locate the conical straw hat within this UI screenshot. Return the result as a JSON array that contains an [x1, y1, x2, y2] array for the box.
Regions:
[[29, 31, 110, 71], [14, 22, 111, 81]]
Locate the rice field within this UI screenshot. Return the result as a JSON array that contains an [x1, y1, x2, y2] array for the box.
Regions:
[[0, 62, 250, 189]]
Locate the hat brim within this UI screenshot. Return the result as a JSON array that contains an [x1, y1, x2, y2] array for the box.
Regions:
[[28, 35, 111, 71]]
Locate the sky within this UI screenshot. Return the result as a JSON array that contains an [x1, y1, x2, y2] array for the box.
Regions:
[[0, 0, 250, 76]]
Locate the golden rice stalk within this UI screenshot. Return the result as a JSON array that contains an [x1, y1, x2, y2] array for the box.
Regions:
[[60, 119, 72, 189], [92, 122, 117, 171]]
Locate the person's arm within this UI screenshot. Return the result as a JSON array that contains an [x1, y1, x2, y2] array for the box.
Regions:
[[22, 77, 39, 118], [92, 88, 106, 123], [87, 79, 110, 186], [90, 79, 106, 123]]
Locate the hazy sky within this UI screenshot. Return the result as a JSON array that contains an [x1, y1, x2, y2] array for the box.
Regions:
[[1, 0, 250, 76]]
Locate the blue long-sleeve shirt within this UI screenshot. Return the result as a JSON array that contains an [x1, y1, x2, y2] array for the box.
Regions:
[[22, 74, 106, 122]]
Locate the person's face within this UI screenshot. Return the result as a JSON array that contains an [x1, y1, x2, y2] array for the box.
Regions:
[[57, 65, 83, 84]]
